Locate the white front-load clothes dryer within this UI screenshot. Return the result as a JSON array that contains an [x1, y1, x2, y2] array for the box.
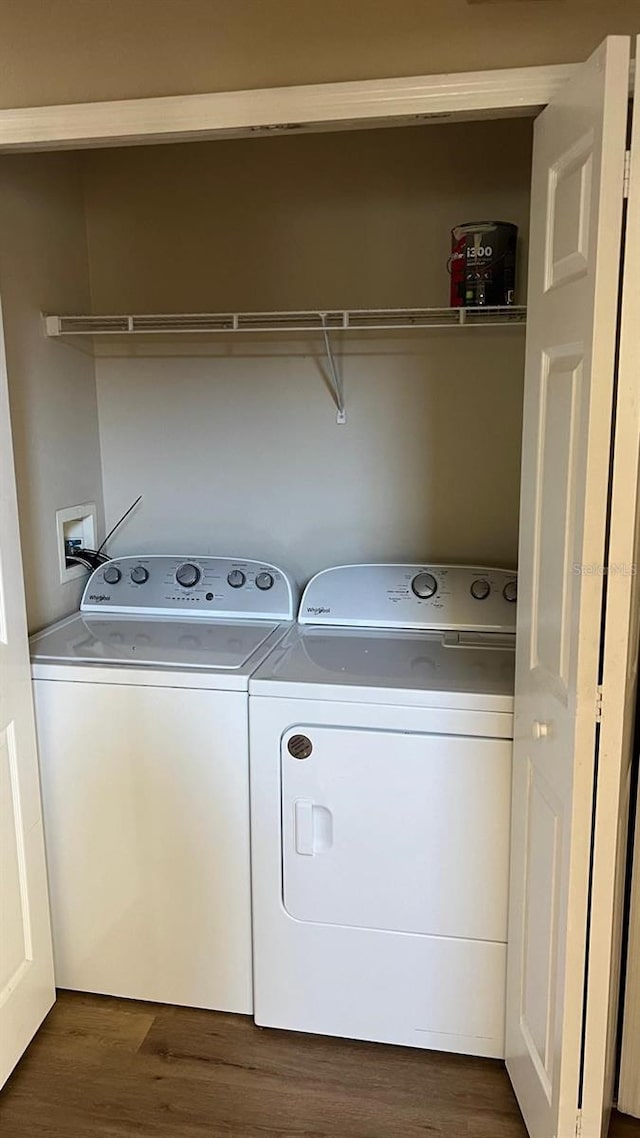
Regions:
[[248, 563, 516, 1059], [30, 555, 296, 1014]]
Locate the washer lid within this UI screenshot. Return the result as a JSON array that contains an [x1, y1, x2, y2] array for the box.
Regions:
[[30, 612, 281, 671], [250, 624, 515, 709]]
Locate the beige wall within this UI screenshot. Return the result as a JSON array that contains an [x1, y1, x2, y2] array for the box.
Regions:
[[0, 153, 104, 632], [83, 120, 533, 312], [87, 120, 530, 579], [95, 337, 525, 582], [0, 0, 638, 110]]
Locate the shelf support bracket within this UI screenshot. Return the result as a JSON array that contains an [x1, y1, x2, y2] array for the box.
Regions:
[[320, 314, 346, 424]]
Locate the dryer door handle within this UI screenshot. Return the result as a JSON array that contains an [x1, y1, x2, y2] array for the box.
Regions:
[[294, 799, 333, 855]]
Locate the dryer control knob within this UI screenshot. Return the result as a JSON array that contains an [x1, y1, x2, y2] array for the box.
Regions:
[[470, 579, 491, 600], [130, 565, 149, 584], [411, 572, 437, 599], [503, 580, 517, 603], [176, 562, 201, 588], [256, 571, 274, 591], [103, 564, 121, 585], [227, 570, 246, 589]]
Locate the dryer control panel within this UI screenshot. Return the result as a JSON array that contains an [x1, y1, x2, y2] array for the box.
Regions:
[[81, 556, 295, 620], [299, 564, 517, 633]]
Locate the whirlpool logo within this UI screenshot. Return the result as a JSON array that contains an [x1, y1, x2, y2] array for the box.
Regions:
[[88, 593, 111, 602], [306, 605, 330, 615]]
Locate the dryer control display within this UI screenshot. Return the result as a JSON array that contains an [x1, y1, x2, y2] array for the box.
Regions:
[[299, 564, 517, 633]]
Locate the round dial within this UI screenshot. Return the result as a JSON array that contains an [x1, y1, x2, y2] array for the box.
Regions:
[[256, 571, 274, 591], [227, 570, 246, 589], [130, 565, 149, 585], [176, 562, 201, 588], [411, 572, 437, 599], [470, 579, 491, 600], [103, 564, 121, 585], [503, 579, 517, 603]]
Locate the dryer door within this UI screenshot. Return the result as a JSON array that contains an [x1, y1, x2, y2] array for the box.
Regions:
[[281, 724, 512, 943]]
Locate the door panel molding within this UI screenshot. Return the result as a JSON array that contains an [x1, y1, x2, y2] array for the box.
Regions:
[[520, 758, 562, 1100], [530, 344, 583, 703], [545, 131, 594, 292], [0, 720, 33, 1004]]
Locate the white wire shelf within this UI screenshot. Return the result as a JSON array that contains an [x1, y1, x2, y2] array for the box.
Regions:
[[44, 306, 527, 338]]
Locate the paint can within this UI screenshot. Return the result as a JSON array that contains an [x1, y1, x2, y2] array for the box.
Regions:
[[449, 221, 517, 307]]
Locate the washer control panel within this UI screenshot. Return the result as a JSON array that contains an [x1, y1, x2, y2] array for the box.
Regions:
[[299, 564, 517, 633], [81, 556, 295, 620]]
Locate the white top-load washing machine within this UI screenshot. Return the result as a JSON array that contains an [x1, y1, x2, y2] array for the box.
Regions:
[[249, 563, 516, 1059], [30, 555, 296, 1014]]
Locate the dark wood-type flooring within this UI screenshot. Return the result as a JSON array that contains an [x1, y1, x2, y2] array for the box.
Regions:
[[1, 991, 639, 1137]]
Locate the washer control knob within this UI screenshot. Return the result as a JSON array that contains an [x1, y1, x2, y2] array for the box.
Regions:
[[470, 579, 491, 601], [503, 580, 518, 603], [256, 571, 274, 591], [130, 565, 149, 585], [411, 572, 437, 599], [176, 562, 201, 588], [227, 569, 246, 589], [103, 564, 121, 585]]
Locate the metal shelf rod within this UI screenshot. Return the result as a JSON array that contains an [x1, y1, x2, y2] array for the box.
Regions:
[[320, 314, 346, 425]]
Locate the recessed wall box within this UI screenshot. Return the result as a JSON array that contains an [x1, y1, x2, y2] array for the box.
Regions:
[[56, 503, 97, 584]]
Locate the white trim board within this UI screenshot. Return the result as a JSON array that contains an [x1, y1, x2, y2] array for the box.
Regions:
[[0, 64, 577, 152], [619, 777, 640, 1118]]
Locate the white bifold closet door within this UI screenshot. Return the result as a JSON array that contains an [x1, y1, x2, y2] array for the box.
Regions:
[[0, 300, 55, 1088], [609, 37, 640, 1126], [507, 34, 638, 1138]]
